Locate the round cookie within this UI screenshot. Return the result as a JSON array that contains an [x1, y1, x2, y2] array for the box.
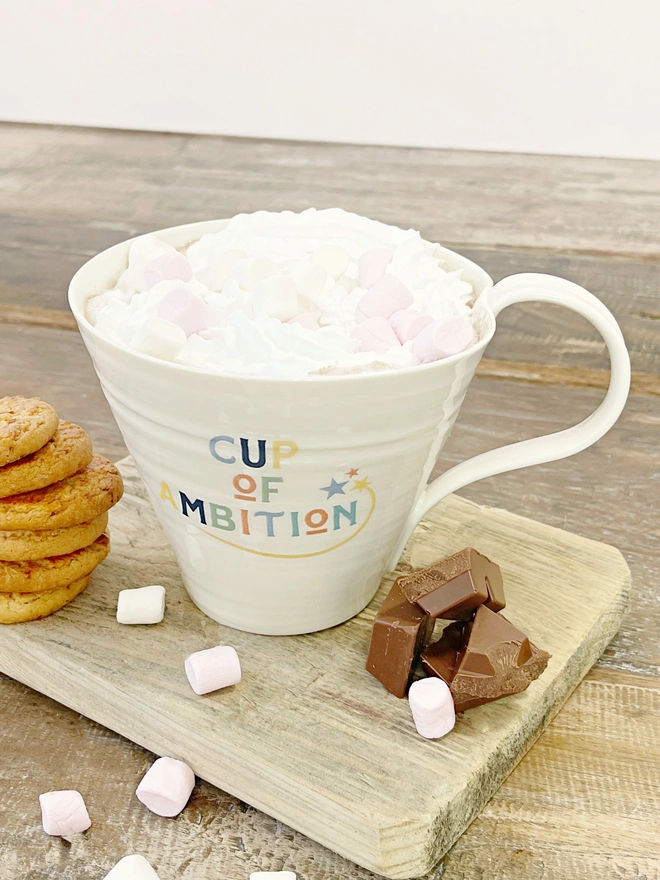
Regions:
[[0, 455, 123, 530], [0, 574, 91, 624], [0, 534, 110, 593], [0, 396, 59, 467], [0, 513, 108, 561], [0, 420, 93, 497]]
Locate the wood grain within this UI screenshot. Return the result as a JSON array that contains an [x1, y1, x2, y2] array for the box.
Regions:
[[2, 124, 660, 258], [0, 457, 630, 878]]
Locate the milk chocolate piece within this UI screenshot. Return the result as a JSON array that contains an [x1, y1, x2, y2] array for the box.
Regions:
[[366, 582, 435, 697], [397, 548, 505, 619], [449, 606, 551, 712], [420, 621, 467, 684]]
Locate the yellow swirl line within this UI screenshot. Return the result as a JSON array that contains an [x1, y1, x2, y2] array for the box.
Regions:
[[200, 487, 376, 559]]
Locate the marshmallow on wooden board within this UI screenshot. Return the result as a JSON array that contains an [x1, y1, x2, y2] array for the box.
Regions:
[[312, 245, 350, 278], [39, 789, 91, 836], [358, 247, 394, 288], [136, 756, 196, 818], [287, 312, 320, 331], [143, 251, 193, 289], [103, 854, 161, 879], [185, 645, 242, 695], [288, 260, 328, 298], [351, 317, 401, 354], [389, 309, 433, 343], [117, 585, 166, 625], [408, 677, 456, 739], [132, 318, 187, 361], [206, 248, 248, 290], [412, 316, 474, 363], [234, 256, 278, 290], [358, 275, 413, 320], [253, 275, 300, 321], [250, 873, 298, 879], [157, 289, 218, 336]]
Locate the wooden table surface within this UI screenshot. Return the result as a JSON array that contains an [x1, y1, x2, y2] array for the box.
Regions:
[[0, 122, 659, 880]]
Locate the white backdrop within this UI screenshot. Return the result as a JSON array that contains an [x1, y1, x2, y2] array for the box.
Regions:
[[1, 0, 658, 160]]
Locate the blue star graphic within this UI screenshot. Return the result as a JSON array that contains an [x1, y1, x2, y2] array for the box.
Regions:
[[319, 477, 349, 499]]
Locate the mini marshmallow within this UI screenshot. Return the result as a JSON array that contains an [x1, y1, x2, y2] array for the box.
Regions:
[[132, 318, 187, 360], [389, 309, 433, 343], [185, 644, 242, 695], [408, 677, 456, 739], [336, 274, 357, 293], [206, 247, 248, 290], [136, 756, 195, 818], [157, 289, 218, 336], [358, 247, 394, 288], [253, 275, 300, 321], [117, 585, 166, 625], [287, 312, 320, 331], [39, 789, 91, 836], [250, 873, 297, 879], [143, 251, 193, 289], [103, 854, 161, 880], [412, 316, 475, 363], [351, 317, 401, 354], [312, 245, 350, 278], [358, 275, 413, 320], [288, 260, 328, 297], [234, 256, 278, 290], [121, 236, 173, 292]]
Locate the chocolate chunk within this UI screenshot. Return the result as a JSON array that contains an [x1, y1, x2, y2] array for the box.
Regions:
[[420, 621, 467, 684], [397, 548, 505, 619], [366, 582, 435, 697], [449, 606, 551, 712]]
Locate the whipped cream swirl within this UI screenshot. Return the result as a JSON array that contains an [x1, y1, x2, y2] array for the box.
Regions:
[[87, 209, 476, 377]]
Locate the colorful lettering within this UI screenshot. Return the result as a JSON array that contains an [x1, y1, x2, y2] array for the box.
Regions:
[[209, 435, 236, 464], [240, 437, 266, 468], [273, 439, 299, 469], [180, 492, 207, 524], [333, 501, 358, 529], [254, 510, 285, 537]]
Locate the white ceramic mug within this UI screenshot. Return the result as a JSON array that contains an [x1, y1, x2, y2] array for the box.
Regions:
[[69, 219, 631, 635]]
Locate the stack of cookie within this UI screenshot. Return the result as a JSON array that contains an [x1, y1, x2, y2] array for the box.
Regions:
[[0, 396, 123, 624]]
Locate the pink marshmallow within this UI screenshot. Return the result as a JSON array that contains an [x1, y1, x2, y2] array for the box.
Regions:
[[143, 251, 193, 289], [157, 289, 218, 337], [351, 317, 401, 354], [358, 274, 413, 320], [389, 309, 433, 343], [412, 316, 474, 363], [358, 248, 394, 288], [408, 677, 456, 739], [136, 756, 195, 818], [287, 312, 320, 331], [39, 789, 91, 836], [185, 644, 242, 695]]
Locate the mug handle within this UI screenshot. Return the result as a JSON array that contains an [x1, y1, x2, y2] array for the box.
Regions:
[[388, 273, 631, 567]]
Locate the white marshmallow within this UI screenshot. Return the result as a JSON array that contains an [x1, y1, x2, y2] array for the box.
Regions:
[[136, 756, 196, 818], [116, 585, 166, 625], [250, 873, 297, 879], [253, 275, 300, 321], [312, 245, 350, 278], [120, 236, 174, 292], [185, 645, 242, 695], [408, 677, 456, 739], [206, 247, 248, 289], [288, 260, 328, 297], [157, 289, 218, 337], [234, 256, 278, 290], [132, 318, 187, 361], [39, 789, 91, 836], [103, 854, 161, 879]]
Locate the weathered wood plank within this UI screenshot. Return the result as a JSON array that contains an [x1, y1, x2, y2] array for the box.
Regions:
[[1, 660, 656, 879], [0, 457, 630, 878], [0, 323, 657, 675], [1, 123, 660, 258]]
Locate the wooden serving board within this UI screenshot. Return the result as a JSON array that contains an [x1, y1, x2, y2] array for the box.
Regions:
[[0, 458, 630, 879]]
